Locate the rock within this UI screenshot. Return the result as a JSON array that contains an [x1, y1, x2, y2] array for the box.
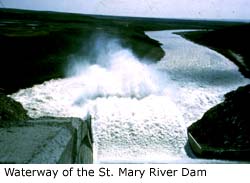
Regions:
[[0, 93, 29, 123], [188, 84, 250, 160]]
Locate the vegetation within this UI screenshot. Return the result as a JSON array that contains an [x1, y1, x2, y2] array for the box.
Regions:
[[0, 92, 29, 124]]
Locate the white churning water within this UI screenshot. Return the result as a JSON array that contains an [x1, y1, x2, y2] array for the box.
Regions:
[[11, 30, 250, 163]]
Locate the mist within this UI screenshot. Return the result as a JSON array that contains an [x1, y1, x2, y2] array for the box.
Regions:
[[66, 33, 167, 104]]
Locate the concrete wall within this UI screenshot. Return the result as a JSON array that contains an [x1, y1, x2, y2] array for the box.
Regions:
[[0, 115, 93, 164]]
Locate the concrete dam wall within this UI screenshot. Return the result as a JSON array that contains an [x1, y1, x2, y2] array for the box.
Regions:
[[0, 116, 93, 164]]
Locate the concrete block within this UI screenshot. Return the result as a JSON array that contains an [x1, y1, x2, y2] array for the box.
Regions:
[[0, 116, 93, 164]]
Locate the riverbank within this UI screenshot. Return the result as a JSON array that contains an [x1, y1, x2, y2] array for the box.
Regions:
[[177, 24, 250, 78], [177, 26, 250, 161], [188, 84, 250, 161]]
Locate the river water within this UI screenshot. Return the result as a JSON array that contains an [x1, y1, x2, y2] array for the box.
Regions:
[[11, 30, 250, 163]]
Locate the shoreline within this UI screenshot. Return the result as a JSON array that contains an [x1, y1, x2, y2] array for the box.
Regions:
[[176, 24, 250, 78]]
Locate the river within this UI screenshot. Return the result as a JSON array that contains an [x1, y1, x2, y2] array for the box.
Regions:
[[11, 30, 250, 163]]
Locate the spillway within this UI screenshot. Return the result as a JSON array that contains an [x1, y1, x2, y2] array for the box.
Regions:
[[11, 30, 250, 163]]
